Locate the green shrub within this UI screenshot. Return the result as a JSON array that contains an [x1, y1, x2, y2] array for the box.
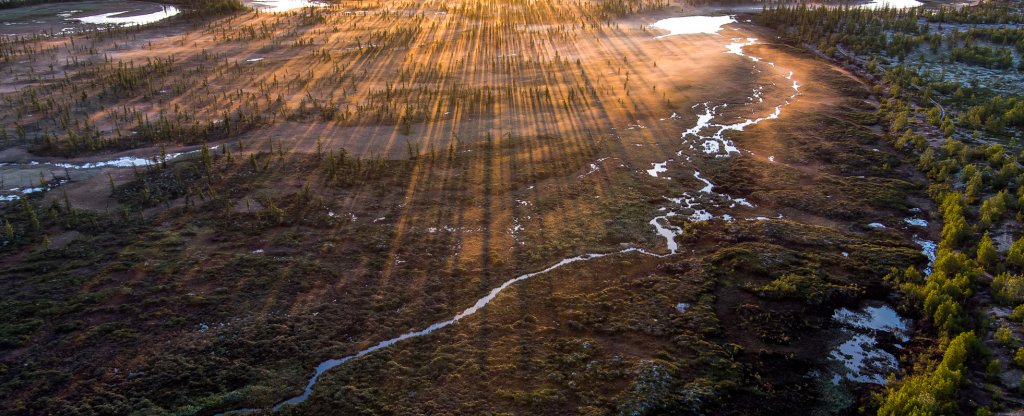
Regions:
[[1008, 236, 1024, 270], [1010, 305, 1024, 322], [754, 273, 857, 305], [985, 359, 1001, 382], [994, 324, 1015, 346], [878, 332, 979, 416], [993, 273, 1024, 305], [181, 0, 248, 15]]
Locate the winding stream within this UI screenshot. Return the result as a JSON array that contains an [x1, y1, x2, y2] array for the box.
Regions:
[[272, 248, 658, 410], [647, 24, 801, 251]]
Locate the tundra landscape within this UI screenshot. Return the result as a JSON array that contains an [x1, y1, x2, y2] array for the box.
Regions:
[[0, 0, 1023, 414]]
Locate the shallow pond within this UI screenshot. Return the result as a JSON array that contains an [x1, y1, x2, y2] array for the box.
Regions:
[[829, 302, 911, 385], [244, 0, 326, 12], [72, 4, 179, 26], [650, 15, 735, 38], [0, 1, 179, 35], [856, 0, 924, 9]]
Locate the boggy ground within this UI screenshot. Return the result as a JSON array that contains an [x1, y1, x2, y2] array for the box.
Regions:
[[0, 2, 935, 415], [273, 39, 935, 416]]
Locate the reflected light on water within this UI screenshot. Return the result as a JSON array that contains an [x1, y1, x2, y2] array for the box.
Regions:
[[650, 15, 736, 39]]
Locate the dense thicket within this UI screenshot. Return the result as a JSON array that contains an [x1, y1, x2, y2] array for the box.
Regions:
[[762, 1, 1024, 413]]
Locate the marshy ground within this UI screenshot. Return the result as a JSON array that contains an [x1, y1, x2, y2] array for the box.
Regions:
[[0, 0, 945, 414]]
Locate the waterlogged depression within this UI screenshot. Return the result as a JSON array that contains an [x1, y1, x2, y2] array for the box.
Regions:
[[830, 303, 910, 385]]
